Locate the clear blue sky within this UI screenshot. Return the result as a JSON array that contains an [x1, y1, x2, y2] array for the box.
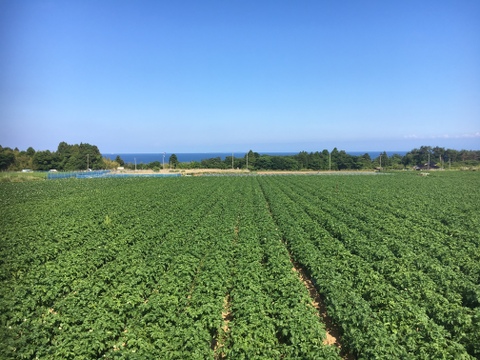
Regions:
[[1, 0, 479, 153]]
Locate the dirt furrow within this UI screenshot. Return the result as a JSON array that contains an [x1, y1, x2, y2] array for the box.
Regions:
[[290, 259, 354, 359]]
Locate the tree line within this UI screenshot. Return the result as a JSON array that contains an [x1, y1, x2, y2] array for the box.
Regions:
[[0, 142, 104, 171], [0, 143, 478, 171], [181, 147, 479, 171]]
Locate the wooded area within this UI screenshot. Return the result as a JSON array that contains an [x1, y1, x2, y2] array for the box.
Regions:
[[0, 142, 479, 172]]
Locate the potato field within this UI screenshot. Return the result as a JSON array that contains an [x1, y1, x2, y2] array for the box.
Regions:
[[1, 172, 479, 359]]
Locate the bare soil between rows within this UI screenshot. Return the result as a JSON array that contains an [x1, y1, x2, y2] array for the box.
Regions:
[[290, 262, 355, 360]]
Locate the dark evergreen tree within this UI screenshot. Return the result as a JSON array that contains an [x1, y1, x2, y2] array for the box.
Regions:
[[0, 147, 15, 170], [169, 154, 179, 169], [115, 155, 125, 166]]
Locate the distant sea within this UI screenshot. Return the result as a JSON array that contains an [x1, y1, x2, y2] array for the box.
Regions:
[[103, 151, 408, 164]]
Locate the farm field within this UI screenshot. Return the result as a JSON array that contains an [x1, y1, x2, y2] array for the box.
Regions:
[[1, 172, 479, 359]]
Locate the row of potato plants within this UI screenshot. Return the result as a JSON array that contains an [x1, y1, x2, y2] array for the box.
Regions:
[[270, 174, 480, 357], [219, 177, 339, 359], [257, 173, 479, 359]]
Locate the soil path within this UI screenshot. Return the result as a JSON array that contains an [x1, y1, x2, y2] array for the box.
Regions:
[[290, 260, 355, 359]]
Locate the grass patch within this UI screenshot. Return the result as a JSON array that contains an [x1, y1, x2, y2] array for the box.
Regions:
[[0, 172, 47, 182]]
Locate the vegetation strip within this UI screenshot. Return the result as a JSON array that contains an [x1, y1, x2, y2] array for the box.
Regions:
[[1, 173, 478, 359], [291, 262, 337, 345], [2, 142, 479, 172], [258, 177, 344, 351]]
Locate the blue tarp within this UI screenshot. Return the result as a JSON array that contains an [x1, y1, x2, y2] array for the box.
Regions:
[[47, 171, 181, 179]]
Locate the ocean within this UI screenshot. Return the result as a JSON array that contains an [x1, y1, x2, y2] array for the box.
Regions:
[[103, 151, 408, 164]]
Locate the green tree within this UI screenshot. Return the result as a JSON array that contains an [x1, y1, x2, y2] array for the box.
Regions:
[[79, 143, 104, 170], [296, 151, 309, 169], [14, 152, 33, 171], [417, 146, 432, 165], [375, 151, 389, 169], [390, 154, 404, 169], [254, 155, 272, 170], [103, 157, 120, 170], [270, 156, 299, 170], [336, 150, 353, 170], [147, 161, 161, 170], [56, 142, 104, 170], [202, 157, 226, 169], [307, 152, 323, 170], [224, 156, 238, 169], [26, 147, 36, 157], [169, 154, 179, 169], [115, 155, 125, 166], [181, 160, 201, 169], [245, 150, 257, 169], [357, 153, 372, 169], [432, 146, 446, 164], [329, 148, 339, 170], [0, 147, 15, 170], [33, 150, 56, 171]]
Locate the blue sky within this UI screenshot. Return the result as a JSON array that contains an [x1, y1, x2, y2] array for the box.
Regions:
[[1, 0, 479, 153]]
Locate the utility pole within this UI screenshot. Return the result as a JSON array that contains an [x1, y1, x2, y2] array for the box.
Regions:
[[329, 151, 331, 171], [428, 152, 430, 170], [163, 152, 166, 170], [379, 154, 382, 170], [134, 158, 137, 171]]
